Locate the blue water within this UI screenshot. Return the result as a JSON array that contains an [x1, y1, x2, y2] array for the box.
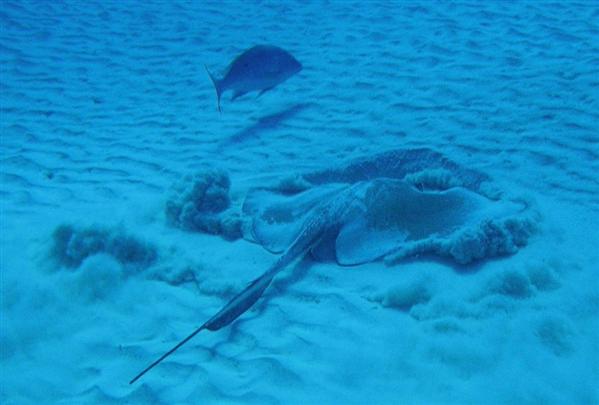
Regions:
[[1, 1, 598, 404]]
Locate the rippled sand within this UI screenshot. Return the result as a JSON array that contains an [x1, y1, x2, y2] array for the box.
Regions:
[[1, 1, 598, 404]]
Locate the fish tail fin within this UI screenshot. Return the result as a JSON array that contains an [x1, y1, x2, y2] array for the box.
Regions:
[[204, 65, 222, 113]]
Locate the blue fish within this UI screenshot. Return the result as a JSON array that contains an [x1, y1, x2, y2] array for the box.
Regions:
[[205, 45, 302, 112]]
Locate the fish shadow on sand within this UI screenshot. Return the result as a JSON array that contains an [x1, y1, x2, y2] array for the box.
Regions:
[[220, 103, 312, 148]]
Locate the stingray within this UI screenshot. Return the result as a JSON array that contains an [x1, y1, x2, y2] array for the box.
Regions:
[[129, 149, 532, 384], [242, 179, 527, 266], [129, 183, 343, 384]]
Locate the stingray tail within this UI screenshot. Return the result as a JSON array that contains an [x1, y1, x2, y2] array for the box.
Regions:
[[129, 270, 275, 384], [129, 325, 206, 385], [205, 65, 222, 113]]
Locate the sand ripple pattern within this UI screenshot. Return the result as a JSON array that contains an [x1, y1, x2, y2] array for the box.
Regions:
[[1, 1, 597, 212], [1, 1, 598, 404]]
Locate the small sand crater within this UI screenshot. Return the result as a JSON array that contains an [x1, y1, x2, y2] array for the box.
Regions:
[[488, 270, 533, 299], [536, 316, 574, 356], [373, 279, 432, 312]]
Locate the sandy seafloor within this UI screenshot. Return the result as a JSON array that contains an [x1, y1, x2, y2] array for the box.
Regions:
[[1, 1, 598, 404]]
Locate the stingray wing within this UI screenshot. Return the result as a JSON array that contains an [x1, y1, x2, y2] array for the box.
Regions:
[[242, 183, 346, 253], [335, 215, 409, 265], [334, 180, 526, 265]]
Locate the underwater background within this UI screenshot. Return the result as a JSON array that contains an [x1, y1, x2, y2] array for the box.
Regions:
[[1, 1, 598, 404]]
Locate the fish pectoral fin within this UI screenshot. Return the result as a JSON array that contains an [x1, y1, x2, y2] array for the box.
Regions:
[[257, 86, 275, 98], [231, 91, 248, 101]]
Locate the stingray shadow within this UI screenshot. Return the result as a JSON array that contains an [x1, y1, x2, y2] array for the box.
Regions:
[[221, 103, 312, 147], [389, 251, 515, 275]]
